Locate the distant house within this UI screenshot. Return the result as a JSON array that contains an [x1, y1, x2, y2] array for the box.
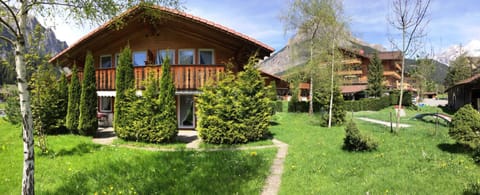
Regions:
[[446, 74, 480, 111], [49, 5, 275, 129]]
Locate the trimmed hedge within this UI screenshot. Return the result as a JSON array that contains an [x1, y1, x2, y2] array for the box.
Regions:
[[344, 96, 391, 112]]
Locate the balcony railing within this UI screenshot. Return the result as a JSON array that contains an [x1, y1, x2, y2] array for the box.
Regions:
[[92, 65, 225, 90], [383, 71, 401, 79]]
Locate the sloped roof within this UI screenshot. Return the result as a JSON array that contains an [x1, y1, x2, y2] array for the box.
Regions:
[[376, 51, 402, 60], [49, 5, 273, 63], [341, 85, 367, 94], [446, 73, 480, 92]]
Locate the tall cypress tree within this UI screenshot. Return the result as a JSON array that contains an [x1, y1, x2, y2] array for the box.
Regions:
[[114, 45, 134, 129], [66, 64, 81, 133], [78, 51, 98, 136], [367, 52, 384, 98], [57, 73, 68, 129], [158, 57, 178, 141]]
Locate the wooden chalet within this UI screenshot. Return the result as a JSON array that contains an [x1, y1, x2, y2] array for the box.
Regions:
[[49, 5, 275, 129], [446, 74, 480, 111]]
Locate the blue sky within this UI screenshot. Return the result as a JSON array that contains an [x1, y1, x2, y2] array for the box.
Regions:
[[51, 0, 480, 55]]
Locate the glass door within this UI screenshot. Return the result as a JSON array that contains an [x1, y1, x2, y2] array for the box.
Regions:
[[178, 95, 195, 129]]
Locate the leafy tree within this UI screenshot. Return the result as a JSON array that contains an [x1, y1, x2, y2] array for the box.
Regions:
[[1, 1, 182, 193], [410, 56, 435, 100], [282, 0, 349, 128], [5, 88, 21, 125], [78, 51, 97, 136], [367, 52, 384, 97], [66, 64, 81, 133], [445, 53, 471, 87], [114, 45, 134, 130], [314, 76, 345, 126], [388, 0, 431, 131], [197, 56, 272, 144], [449, 104, 480, 147]]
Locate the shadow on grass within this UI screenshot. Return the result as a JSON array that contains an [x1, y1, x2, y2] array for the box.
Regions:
[[47, 150, 272, 194], [437, 143, 472, 154], [54, 142, 102, 157], [269, 121, 279, 126]]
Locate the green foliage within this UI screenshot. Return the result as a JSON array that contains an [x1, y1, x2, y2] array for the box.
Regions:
[[114, 45, 134, 130], [268, 82, 278, 101], [449, 104, 480, 147], [116, 57, 177, 143], [390, 90, 413, 107], [30, 63, 68, 134], [464, 180, 480, 195], [78, 51, 98, 136], [5, 88, 21, 125], [66, 64, 81, 133], [57, 74, 68, 126], [197, 57, 272, 144], [367, 52, 384, 97], [445, 53, 471, 87], [314, 82, 345, 126], [345, 96, 391, 112], [274, 101, 283, 112], [343, 121, 378, 152]]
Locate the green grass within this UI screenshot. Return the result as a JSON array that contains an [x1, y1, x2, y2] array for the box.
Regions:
[[112, 138, 187, 149], [270, 108, 480, 194], [200, 139, 274, 149], [0, 119, 276, 194]]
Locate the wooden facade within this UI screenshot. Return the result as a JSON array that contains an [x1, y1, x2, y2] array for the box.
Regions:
[[446, 74, 480, 111], [49, 5, 274, 129]]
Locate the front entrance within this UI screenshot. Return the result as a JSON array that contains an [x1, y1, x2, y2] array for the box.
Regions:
[[178, 95, 195, 129]]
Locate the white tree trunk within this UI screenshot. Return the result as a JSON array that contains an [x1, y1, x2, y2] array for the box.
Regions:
[[308, 39, 314, 115], [328, 40, 335, 128], [396, 27, 406, 131], [16, 2, 35, 194]]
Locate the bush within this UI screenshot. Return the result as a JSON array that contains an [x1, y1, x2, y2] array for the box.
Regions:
[[449, 104, 480, 147], [343, 121, 378, 152], [274, 101, 283, 112], [473, 147, 480, 164], [464, 180, 480, 195], [4, 88, 21, 125], [345, 96, 391, 112], [78, 51, 98, 136], [197, 56, 271, 144], [390, 90, 413, 107]]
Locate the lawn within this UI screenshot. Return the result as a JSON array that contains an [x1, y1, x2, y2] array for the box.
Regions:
[[0, 119, 276, 194], [270, 107, 480, 194]]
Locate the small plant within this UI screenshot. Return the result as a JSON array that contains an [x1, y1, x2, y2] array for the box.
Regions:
[[464, 179, 480, 195], [343, 121, 378, 152], [449, 104, 480, 147]]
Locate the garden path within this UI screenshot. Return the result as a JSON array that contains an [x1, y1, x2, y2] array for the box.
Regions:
[[357, 117, 411, 128]]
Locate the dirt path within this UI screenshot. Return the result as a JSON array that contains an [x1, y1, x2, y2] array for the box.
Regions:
[[261, 139, 288, 195]]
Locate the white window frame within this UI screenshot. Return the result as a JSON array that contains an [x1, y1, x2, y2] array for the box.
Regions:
[[179, 49, 195, 65], [198, 49, 215, 65], [132, 51, 147, 66], [99, 55, 112, 69], [99, 97, 113, 112], [156, 49, 175, 65], [114, 53, 120, 67]]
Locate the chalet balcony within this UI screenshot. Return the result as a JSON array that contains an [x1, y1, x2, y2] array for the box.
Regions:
[[93, 65, 225, 91], [383, 71, 401, 80], [338, 70, 363, 75]]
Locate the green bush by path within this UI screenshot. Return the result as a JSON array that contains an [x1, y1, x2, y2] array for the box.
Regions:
[[449, 104, 480, 147], [343, 121, 378, 151], [0, 119, 276, 194]]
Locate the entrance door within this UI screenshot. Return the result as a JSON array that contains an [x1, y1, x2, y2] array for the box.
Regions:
[[178, 95, 195, 129]]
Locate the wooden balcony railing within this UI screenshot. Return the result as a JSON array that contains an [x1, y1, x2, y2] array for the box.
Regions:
[[91, 65, 225, 91]]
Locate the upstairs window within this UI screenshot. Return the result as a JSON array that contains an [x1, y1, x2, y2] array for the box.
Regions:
[[100, 55, 112, 68], [157, 49, 175, 65], [114, 53, 120, 67], [133, 51, 147, 66], [179, 49, 194, 64], [199, 49, 214, 65]]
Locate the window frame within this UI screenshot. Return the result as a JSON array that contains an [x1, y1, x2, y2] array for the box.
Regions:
[[156, 49, 176, 65], [114, 53, 120, 67], [178, 49, 195, 65], [198, 49, 215, 65], [132, 51, 147, 66], [99, 55, 113, 69], [99, 97, 113, 112]]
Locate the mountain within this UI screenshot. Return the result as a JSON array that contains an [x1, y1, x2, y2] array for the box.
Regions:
[[0, 16, 68, 59], [434, 40, 480, 65], [404, 58, 449, 85]]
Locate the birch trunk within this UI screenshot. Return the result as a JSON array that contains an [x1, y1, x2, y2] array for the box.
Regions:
[[328, 39, 335, 128], [396, 27, 406, 131], [308, 39, 314, 115], [16, 1, 35, 194]]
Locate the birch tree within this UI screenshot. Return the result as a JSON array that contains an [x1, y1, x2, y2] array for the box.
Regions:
[[388, 0, 430, 130], [0, 1, 180, 194], [282, 0, 349, 127]]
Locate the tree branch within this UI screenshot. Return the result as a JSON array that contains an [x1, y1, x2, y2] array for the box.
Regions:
[[0, 35, 14, 45], [0, 1, 20, 37]]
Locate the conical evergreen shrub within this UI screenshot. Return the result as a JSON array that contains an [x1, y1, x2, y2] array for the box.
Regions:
[[78, 51, 98, 136]]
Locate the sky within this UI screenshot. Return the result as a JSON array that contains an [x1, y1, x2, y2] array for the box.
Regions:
[[47, 0, 480, 57]]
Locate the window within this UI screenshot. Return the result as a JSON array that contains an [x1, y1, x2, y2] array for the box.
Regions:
[[133, 51, 147, 66], [100, 55, 112, 68], [114, 53, 120, 67], [199, 49, 214, 65], [157, 49, 175, 65], [100, 97, 112, 112], [179, 49, 194, 64]]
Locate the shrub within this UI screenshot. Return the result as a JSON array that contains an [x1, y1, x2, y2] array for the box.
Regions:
[[343, 121, 378, 152], [66, 64, 81, 133], [449, 104, 480, 147], [114, 45, 134, 130], [197, 56, 271, 144], [473, 147, 480, 164], [78, 51, 98, 136], [4, 88, 21, 125], [274, 101, 283, 112], [464, 180, 480, 195], [345, 96, 391, 112]]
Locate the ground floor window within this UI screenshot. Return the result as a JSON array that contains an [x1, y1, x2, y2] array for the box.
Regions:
[[100, 97, 113, 112]]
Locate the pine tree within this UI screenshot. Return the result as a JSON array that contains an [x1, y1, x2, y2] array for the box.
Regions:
[[157, 57, 178, 141], [57, 73, 68, 129], [367, 52, 384, 97], [445, 53, 471, 87], [114, 45, 134, 130], [66, 64, 81, 133], [78, 51, 98, 136]]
